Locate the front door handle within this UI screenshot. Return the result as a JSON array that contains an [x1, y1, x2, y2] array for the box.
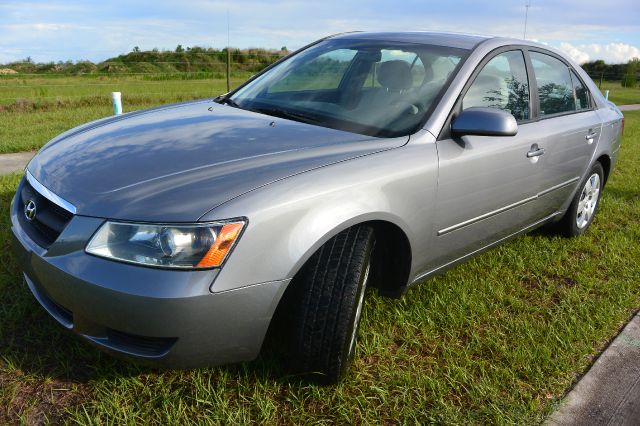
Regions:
[[527, 144, 546, 158]]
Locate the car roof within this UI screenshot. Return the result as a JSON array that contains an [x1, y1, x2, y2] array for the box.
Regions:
[[330, 31, 493, 50]]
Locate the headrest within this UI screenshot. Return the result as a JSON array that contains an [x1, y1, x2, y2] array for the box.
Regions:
[[377, 60, 413, 90]]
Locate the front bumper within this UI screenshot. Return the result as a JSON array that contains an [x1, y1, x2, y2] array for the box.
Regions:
[[10, 184, 289, 368]]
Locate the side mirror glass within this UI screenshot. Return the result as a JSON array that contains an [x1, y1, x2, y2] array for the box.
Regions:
[[451, 107, 518, 137]]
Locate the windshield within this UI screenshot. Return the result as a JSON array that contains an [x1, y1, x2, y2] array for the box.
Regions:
[[228, 38, 469, 137]]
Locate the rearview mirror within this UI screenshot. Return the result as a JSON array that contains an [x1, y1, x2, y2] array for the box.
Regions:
[[451, 107, 518, 137]]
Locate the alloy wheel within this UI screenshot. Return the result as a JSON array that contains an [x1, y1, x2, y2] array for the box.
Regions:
[[576, 173, 600, 229]]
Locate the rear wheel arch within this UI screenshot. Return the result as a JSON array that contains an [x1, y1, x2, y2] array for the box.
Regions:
[[596, 154, 611, 185]]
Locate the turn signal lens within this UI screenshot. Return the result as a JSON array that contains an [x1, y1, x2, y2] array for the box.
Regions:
[[197, 222, 244, 268]]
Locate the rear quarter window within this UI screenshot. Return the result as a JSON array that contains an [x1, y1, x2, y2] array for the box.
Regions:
[[570, 70, 590, 110]]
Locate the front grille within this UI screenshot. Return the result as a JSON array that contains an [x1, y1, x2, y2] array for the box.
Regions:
[[19, 178, 74, 248]]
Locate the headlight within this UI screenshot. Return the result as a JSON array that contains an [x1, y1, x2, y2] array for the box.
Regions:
[[86, 220, 245, 269]]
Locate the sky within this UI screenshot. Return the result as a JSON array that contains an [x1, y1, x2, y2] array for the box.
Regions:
[[0, 0, 639, 65]]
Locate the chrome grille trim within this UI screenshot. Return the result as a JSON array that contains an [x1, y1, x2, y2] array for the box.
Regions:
[[25, 170, 77, 215]]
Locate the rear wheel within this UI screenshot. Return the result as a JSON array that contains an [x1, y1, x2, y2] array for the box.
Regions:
[[557, 162, 604, 237], [287, 225, 375, 383]]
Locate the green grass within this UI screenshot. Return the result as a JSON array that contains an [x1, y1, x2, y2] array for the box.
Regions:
[[0, 111, 639, 423], [0, 75, 249, 153], [598, 80, 640, 105]]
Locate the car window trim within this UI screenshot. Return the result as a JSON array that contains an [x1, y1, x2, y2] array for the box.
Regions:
[[438, 45, 535, 141], [526, 47, 596, 119], [461, 49, 533, 123], [569, 69, 592, 112], [437, 45, 600, 140]]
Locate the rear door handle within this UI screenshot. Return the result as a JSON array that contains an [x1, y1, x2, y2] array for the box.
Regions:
[[586, 129, 598, 144], [527, 144, 545, 158]]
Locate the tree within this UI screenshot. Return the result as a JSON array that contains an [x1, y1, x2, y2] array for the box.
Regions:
[[622, 58, 639, 88], [176, 44, 184, 53], [132, 46, 140, 53]]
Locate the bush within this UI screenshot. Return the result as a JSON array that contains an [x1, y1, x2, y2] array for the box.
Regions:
[[622, 74, 637, 88]]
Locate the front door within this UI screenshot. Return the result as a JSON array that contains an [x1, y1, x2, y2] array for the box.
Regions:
[[426, 49, 546, 272]]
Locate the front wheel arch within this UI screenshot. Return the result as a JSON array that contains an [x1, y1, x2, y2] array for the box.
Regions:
[[281, 216, 414, 297], [261, 219, 412, 356]]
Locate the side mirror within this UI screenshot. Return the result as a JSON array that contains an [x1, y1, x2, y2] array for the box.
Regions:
[[451, 107, 518, 137]]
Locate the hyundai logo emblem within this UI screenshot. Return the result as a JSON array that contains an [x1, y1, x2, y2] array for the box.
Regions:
[[24, 199, 37, 221]]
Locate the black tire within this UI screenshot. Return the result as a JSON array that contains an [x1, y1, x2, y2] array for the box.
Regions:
[[287, 225, 375, 384], [557, 162, 604, 237]]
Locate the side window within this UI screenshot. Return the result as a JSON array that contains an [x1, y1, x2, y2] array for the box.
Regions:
[[269, 49, 357, 93], [530, 52, 576, 116], [571, 71, 590, 110], [462, 50, 530, 121]]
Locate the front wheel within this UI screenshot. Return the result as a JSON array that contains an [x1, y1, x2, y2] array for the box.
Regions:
[[287, 225, 375, 383], [557, 162, 604, 237]]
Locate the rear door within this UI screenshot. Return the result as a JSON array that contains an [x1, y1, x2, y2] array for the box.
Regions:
[[527, 50, 601, 215]]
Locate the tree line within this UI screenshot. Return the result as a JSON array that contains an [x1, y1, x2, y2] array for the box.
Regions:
[[0, 45, 289, 75], [581, 58, 639, 87]]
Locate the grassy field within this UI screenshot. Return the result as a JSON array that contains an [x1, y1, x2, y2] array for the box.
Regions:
[[1, 75, 638, 154], [0, 103, 638, 423], [0, 74, 249, 154], [597, 80, 640, 106]]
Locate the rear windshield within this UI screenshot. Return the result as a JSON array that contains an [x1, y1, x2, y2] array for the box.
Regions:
[[229, 39, 469, 137]]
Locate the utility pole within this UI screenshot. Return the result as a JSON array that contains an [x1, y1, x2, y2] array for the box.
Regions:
[[523, 0, 531, 39], [226, 9, 231, 92]]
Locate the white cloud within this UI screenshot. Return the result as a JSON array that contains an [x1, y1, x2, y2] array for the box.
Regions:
[[558, 42, 640, 64], [1, 0, 639, 63]]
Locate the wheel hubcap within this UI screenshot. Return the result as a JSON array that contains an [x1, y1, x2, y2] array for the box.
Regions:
[[348, 260, 370, 357], [576, 173, 600, 229]]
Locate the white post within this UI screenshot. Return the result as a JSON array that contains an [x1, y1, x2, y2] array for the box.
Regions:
[[111, 92, 122, 115], [605, 90, 609, 101]]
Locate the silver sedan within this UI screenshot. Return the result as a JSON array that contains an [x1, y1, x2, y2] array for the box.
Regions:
[[11, 32, 623, 383]]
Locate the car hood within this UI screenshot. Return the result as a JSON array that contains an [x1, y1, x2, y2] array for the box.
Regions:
[[27, 100, 407, 221]]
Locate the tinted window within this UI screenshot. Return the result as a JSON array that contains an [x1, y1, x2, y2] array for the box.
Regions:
[[270, 49, 357, 92], [231, 39, 468, 137], [463, 50, 530, 121], [364, 50, 427, 89], [571, 71, 590, 110], [364, 52, 460, 90], [530, 52, 575, 116]]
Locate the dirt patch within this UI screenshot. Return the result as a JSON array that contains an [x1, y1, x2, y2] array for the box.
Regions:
[[0, 371, 90, 425], [520, 275, 543, 291], [549, 275, 578, 288]]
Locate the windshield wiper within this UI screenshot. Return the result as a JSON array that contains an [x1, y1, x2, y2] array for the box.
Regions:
[[249, 106, 323, 125]]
